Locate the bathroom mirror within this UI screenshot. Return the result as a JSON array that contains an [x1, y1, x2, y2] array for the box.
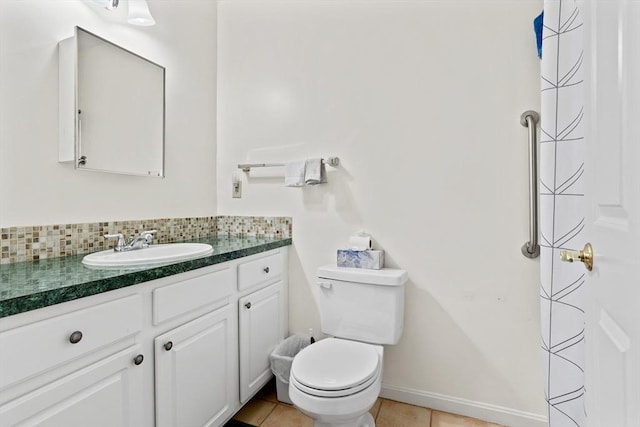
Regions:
[[59, 27, 165, 177]]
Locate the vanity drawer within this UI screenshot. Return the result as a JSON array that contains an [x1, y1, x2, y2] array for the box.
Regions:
[[0, 294, 141, 388], [153, 267, 233, 325], [238, 251, 283, 291]]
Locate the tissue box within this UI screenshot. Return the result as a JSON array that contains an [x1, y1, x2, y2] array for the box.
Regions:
[[337, 250, 384, 270]]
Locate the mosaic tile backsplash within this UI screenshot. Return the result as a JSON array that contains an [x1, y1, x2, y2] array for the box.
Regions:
[[215, 216, 292, 238], [0, 216, 292, 265]]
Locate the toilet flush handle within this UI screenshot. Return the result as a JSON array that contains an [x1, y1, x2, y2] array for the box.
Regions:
[[317, 281, 332, 289]]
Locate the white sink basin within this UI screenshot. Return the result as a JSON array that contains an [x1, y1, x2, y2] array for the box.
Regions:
[[82, 243, 214, 269]]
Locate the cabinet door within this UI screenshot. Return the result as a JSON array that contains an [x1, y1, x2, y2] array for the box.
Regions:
[[238, 282, 283, 403], [0, 345, 144, 427], [155, 306, 235, 427]]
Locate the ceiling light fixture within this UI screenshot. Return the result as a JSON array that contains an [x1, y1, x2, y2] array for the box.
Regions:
[[89, 0, 119, 9], [127, 0, 156, 26]]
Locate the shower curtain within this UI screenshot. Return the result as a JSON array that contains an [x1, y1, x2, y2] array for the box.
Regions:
[[539, 1, 585, 426]]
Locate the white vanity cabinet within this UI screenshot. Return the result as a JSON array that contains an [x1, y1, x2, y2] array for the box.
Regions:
[[0, 295, 144, 427], [0, 246, 288, 427], [237, 251, 287, 403], [239, 282, 284, 403], [152, 265, 237, 427], [0, 345, 144, 427], [155, 306, 235, 427]]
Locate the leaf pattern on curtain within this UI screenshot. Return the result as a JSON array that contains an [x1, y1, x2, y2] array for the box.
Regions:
[[540, 1, 586, 426]]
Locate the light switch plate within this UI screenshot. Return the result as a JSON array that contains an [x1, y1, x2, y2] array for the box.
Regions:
[[232, 180, 242, 198]]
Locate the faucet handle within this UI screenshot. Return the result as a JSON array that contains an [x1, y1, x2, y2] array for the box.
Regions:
[[104, 233, 125, 250], [139, 230, 157, 244]]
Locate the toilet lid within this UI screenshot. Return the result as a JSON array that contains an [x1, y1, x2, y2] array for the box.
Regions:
[[291, 338, 380, 392]]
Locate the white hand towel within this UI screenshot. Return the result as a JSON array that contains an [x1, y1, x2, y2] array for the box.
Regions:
[[285, 160, 306, 187], [304, 158, 327, 185]]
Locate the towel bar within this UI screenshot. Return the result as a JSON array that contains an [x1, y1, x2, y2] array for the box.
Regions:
[[238, 157, 340, 173], [521, 110, 540, 259]]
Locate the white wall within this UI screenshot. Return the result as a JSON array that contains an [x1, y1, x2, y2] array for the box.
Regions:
[[217, 0, 546, 424], [0, 0, 217, 227]]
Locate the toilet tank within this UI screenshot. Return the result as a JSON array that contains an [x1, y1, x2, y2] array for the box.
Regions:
[[316, 265, 408, 345]]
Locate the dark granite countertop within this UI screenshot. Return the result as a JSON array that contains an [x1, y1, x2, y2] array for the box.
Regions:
[[0, 235, 292, 318]]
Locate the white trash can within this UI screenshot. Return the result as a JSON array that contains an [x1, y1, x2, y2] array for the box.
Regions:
[[269, 334, 313, 404]]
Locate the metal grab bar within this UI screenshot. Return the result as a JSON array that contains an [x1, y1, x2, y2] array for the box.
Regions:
[[238, 157, 340, 173], [521, 110, 540, 258]]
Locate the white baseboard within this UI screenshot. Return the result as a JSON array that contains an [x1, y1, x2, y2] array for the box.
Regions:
[[380, 384, 548, 427]]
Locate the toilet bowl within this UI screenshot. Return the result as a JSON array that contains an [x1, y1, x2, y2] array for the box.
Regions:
[[289, 338, 383, 427], [289, 265, 407, 427]]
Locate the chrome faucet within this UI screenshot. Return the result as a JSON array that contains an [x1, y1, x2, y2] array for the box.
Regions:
[[104, 230, 157, 252]]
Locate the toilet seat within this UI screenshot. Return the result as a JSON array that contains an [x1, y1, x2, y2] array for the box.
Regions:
[[290, 338, 381, 398], [290, 367, 380, 398]]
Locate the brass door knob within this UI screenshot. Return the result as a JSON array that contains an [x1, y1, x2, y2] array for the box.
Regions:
[[560, 243, 594, 271]]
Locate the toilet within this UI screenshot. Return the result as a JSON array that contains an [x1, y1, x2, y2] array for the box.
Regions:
[[289, 265, 408, 427]]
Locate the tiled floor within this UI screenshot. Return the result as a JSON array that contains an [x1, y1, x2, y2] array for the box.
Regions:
[[225, 379, 504, 427]]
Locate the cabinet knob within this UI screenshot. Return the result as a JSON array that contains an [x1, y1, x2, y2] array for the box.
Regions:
[[133, 354, 144, 366], [263, 266, 270, 273], [245, 302, 252, 309], [69, 331, 83, 344], [164, 341, 173, 351]]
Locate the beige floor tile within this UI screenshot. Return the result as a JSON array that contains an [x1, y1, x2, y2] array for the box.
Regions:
[[232, 398, 276, 425], [431, 410, 504, 427], [370, 398, 383, 419], [256, 379, 279, 403], [375, 399, 431, 427], [261, 404, 314, 427]]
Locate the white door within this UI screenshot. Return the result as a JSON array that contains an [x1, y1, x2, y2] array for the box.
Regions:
[[155, 306, 235, 427], [583, 1, 640, 426], [238, 282, 283, 403], [0, 346, 144, 427]]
